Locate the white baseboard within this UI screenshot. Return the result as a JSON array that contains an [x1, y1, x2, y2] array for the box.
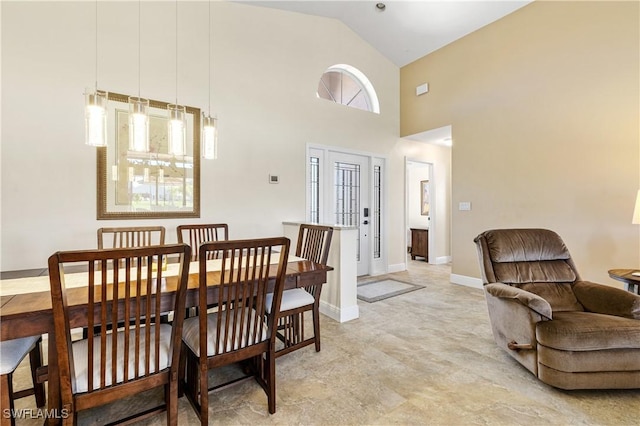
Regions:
[[435, 256, 451, 264], [319, 300, 359, 323], [387, 263, 406, 273], [450, 273, 483, 290]]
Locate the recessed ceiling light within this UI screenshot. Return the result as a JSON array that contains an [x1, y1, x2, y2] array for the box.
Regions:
[[376, 3, 386, 12]]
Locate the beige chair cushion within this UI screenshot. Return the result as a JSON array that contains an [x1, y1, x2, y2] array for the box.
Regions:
[[0, 336, 39, 376], [266, 288, 315, 314], [72, 324, 172, 394], [182, 309, 267, 357]]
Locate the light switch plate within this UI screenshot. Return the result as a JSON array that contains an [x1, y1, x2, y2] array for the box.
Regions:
[[459, 201, 471, 211]]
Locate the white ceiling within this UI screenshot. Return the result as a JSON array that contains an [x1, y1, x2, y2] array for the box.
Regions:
[[237, 0, 532, 67]]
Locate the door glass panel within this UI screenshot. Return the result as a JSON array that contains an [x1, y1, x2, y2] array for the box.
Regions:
[[334, 162, 361, 260], [309, 157, 320, 223], [373, 165, 381, 259]]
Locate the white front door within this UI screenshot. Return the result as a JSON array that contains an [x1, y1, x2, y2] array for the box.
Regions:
[[329, 151, 370, 276]]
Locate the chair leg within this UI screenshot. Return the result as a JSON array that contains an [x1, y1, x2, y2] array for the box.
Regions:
[[198, 359, 208, 426], [313, 304, 321, 352], [165, 379, 178, 426], [62, 410, 75, 426], [29, 339, 46, 407], [266, 351, 276, 414], [184, 350, 208, 426], [0, 373, 15, 426], [178, 344, 187, 398]]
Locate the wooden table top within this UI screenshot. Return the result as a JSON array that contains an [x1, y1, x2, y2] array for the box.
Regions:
[[608, 268, 640, 283], [0, 257, 332, 341]]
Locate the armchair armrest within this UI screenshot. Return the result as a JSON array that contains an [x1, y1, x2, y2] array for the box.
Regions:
[[573, 280, 640, 319], [483, 283, 550, 373], [485, 283, 553, 320]]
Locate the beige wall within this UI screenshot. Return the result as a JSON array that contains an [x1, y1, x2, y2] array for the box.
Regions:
[[401, 1, 639, 286], [3, 1, 419, 270]]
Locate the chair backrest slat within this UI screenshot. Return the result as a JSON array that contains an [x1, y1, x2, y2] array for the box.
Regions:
[[177, 224, 229, 261], [296, 224, 333, 265], [98, 227, 166, 249], [295, 224, 333, 298], [97, 227, 166, 269]]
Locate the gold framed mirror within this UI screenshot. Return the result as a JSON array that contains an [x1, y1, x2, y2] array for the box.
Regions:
[[97, 91, 200, 220]]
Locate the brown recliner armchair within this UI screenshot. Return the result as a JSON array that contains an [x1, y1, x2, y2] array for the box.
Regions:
[[474, 228, 640, 390]]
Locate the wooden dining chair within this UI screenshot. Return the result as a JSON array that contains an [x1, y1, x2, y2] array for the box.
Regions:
[[48, 243, 191, 425], [269, 224, 333, 358], [176, 223, 229, 261], [181, 237, 290, 424], [0, 336, 46, 426], [98, 226, 166, 252]]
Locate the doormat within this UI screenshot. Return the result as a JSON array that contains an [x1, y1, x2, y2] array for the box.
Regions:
[[357, 279, 424, 303]]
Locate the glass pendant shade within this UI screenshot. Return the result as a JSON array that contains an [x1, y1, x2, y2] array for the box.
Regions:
[[202, 114, 218, 159], [84, 89, 108, 147], [128, 96, 150, 152], [167, 104, 186, 156]]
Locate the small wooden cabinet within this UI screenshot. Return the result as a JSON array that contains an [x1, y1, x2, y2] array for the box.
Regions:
[[410, 228, 428, 261]]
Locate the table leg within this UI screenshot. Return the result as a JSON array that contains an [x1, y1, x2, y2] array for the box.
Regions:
[[46, 332, 60, 426]]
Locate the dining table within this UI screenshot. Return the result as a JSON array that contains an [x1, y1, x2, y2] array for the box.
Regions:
[[0, 254, 332, 425]]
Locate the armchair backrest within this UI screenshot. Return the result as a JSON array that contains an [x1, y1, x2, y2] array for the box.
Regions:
[[474, 228, 579, 284], [474, 228, 584, 312]]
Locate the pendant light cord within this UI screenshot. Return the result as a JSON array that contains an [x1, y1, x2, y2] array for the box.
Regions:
[[138, 0, 141, 98], [175, 0, 178, 105], [94, 0, 98, 90], [208, 0, 211, 115]]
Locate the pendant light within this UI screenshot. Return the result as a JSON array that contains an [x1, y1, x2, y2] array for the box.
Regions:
[[84, 0, 107, 147], [202, 0, 218, 160], [168, 0, 186, 156], [129, 0, 149, 153]]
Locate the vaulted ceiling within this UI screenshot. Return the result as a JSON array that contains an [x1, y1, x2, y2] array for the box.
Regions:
[[238, 1, 532, 67]]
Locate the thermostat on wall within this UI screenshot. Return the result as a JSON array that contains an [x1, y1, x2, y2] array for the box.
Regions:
[[269, 175, 279, 184]]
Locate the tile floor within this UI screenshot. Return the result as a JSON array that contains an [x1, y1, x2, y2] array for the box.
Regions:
[[7, 261, 640, 425]]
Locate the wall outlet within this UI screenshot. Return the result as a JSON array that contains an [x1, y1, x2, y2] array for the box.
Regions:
[[459, 201, 471, 211]]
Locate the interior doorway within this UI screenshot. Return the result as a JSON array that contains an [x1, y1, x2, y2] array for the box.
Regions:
[[406, 160, 434, 264]]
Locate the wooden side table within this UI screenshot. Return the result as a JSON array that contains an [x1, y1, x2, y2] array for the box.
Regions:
[[410, 228, 428, 261], [607, 269, 640, 295]]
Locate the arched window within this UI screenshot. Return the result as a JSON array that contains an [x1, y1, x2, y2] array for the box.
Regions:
[[316, 64, 380, 114]]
